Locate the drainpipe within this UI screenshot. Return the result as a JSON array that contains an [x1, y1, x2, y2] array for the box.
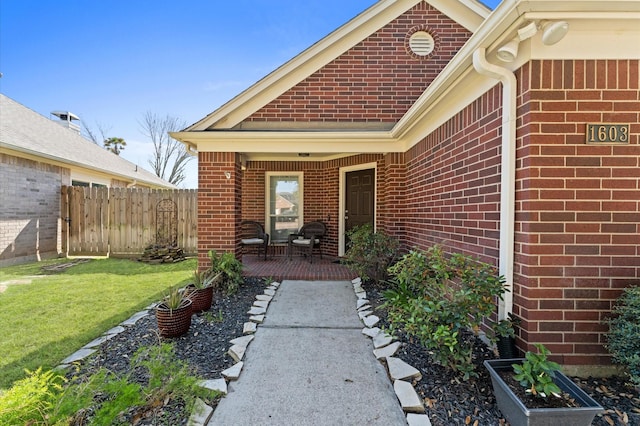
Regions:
[[472, 48, 516, 322]]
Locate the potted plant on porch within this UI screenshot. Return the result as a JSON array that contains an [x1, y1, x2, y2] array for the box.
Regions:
[[184, 270, 220, 313], [484, 343, 603, 426], [156, 286, 193, 338]]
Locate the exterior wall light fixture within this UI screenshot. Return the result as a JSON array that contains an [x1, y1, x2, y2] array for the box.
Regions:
[[497, 20, 569, 63]]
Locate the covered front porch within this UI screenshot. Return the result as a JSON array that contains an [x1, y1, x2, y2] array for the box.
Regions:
[[241, 254, 357, 281]]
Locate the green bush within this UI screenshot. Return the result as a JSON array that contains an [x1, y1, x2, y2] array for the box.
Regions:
[[207, 250, 243, 294], [0, 368, 64, 425], [606, 286, 640, 387], [512, 344, 562, 398], [0, 343, 219, 425], [342, 224, 399, 284], [383, 246, 507, 380]]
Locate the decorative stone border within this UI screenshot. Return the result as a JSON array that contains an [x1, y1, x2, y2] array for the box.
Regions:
[[352, 277, 433, 426], [55, 301, 158, 371], [188, 280, 280, 426]]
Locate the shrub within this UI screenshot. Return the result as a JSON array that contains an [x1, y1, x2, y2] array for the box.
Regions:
[[342, 224, 399, 284], [0, 343, 220, 425], [606, 286, 640, 387], [512, 344, 562, 398], [383, 246, 507, 380], [207, 250, 243, 295], [0, 368, 64, 425]]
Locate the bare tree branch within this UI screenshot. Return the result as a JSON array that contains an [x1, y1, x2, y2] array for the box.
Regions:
[[81, 120, 112, 145], [139, 112, 192, 186]]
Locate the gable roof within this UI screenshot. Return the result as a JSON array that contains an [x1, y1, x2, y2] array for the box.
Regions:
[[186, 0, 490, 132], [0, 94, 175, 189], [172, 0, 640, 161]]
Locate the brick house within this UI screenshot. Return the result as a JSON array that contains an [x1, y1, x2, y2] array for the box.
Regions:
[[172, 0, 640, 371], [0, 94, 174, 266]]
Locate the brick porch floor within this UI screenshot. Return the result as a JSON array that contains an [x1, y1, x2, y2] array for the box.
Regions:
[[241, 254, 357, 281]]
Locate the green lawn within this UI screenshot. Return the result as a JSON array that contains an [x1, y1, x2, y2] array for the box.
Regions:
[[0, 257, 197, 390]]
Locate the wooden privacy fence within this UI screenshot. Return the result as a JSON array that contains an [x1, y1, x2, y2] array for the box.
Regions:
[[60, 186, 197, 257]]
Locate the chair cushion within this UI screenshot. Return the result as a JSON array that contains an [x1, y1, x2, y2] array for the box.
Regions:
[[242, 238, 264, 245], [291, 238, 319, 246]]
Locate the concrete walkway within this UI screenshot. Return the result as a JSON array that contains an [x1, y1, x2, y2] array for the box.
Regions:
[[208, 280, 408, 425]]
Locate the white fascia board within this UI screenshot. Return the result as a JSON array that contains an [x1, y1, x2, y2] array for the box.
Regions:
[[172, 130, 399, 154], [428, 0, 490, 29]]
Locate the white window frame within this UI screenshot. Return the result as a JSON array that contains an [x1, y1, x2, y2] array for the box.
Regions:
[[265, 172, 304, 243]]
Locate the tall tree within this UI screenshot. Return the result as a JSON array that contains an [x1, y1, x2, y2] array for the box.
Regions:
[[140, 112, 192, 186], [103, 137, 126, 155]]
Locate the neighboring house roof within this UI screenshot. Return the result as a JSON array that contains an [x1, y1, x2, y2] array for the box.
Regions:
[[172, 0, 640, 162], [0, 94, 175, 189]]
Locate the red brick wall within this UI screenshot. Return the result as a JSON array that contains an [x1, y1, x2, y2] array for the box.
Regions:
[[198, 152, 241, 270], [514, 59, 640, 365], [245, 2, 471, 123], [241, 154, 385, 256], [400, 86, 504, 265]]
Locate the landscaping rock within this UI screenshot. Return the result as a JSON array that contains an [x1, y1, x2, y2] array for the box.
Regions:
[[221, 362, 244, 381], [188, 398, 213, 426], [386, 357, 422, 382], [373, 342, 401, 359], [394, 380, 425, 413]]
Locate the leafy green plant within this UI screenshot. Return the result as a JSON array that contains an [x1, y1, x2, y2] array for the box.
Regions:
[[512, 343, 562, 398], [1, 343, 221, 425], [203, 309, 224, 324], [606, 286, 640, 387], [341, 224, 399, 284], [0, 368, 64, 425], [161, 286, 188, 311], [207, 250, 243, 295], [132, 343, 219, 413], [192, 269, 220, 290], [383, 246, 507, 380], [491, 313, 520, 339]]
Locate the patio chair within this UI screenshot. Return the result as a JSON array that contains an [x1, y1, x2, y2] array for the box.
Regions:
[[287, 221, 326, 263], [240, 221, 270, 260]]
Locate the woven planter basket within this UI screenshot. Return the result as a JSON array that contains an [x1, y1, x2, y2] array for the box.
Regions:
[[156, 298, 193, 338], [185, 286, 214, 313]]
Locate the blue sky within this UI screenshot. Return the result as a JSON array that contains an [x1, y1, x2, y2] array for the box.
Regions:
[[1, 0, 501, 188]]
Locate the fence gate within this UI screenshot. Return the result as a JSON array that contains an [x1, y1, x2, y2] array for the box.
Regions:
[[156, 199, 178, 246], [60, 186, 197, 257]]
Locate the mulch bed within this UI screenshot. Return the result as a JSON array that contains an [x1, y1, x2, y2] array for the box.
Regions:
[[66, 277, 640, 426], [65, 277, 267, 425], [364, 281, 640, 426]]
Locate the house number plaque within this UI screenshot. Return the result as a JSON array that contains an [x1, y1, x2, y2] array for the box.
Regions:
[[586, 123, 629, 144]]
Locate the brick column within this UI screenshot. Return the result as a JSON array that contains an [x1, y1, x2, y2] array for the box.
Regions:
[[197, 152, 242, 271]]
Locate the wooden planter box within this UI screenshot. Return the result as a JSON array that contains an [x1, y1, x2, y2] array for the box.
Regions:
[[484, 359, 603, 426]]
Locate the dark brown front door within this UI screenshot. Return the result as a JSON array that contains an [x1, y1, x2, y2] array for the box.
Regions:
[[345, 168, 375, 251]]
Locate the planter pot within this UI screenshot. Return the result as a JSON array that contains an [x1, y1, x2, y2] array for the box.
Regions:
[[156, 298, 193, 338], [496, 336, 519, 359], [484, 359, 603, 426], [185, 285, 214, 313]]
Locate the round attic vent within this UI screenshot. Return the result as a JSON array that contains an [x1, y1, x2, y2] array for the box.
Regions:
[[409, 31, 435, 56]]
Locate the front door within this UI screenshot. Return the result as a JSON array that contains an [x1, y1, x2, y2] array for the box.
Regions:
[[344, 168, 374, 251]]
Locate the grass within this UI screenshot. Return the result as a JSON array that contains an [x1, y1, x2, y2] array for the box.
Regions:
[[0, 257, 197, 390]]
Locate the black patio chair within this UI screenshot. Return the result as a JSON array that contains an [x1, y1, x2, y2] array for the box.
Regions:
[[287, 221, 326, 263], [240, 221, 270, 260]]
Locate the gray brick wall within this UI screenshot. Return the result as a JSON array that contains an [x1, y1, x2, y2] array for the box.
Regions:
[[0, 153, 69, 266]]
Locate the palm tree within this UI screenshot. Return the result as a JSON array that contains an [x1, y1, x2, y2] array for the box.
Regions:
[[103, 137, 127, 155]]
